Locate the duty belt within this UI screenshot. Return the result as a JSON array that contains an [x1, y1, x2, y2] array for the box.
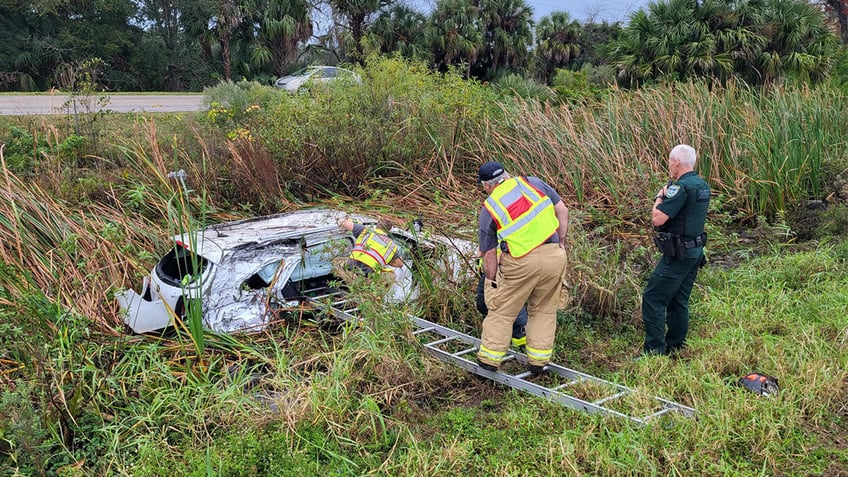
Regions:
[[681, 232, 707, 249]]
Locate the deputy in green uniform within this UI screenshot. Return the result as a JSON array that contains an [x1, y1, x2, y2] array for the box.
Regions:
[[640, 144, 710, 356]]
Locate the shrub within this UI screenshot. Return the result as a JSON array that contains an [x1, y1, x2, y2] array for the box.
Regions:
[[202, 80, 277, 130], [491, 73, 556, 102], [0, 124, 47, 174], [0, 382, 54, 475], [246, 56, 500, 199], [551, 65, 614, 102]]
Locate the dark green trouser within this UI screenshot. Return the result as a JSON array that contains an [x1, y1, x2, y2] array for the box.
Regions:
[[641, 253, 703, 354]]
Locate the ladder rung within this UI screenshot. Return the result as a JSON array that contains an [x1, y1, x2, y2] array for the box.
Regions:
[[413, 326, 436, 335], [513, 371, 534, 379], [426, 336, 457, 347], [552, 379, 581, 391], [592, 390, 630, 406], [452, 348, 476, 357], [641, 406, 675, 422]]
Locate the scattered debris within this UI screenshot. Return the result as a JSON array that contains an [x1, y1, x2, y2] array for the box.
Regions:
[[735, 372, 780, 397]]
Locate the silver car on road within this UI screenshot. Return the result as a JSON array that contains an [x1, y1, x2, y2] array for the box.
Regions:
[[274, 66, 361, 92]]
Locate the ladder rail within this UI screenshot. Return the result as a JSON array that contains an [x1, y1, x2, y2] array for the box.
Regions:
[[412, 314, 633, 392], [421, 342, 640, 423], [304, 290, 696, 423]]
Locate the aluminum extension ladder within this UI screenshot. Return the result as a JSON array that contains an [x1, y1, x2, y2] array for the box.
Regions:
[[305, 289, 696, 425]]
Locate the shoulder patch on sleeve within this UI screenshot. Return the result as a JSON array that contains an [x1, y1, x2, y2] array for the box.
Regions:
[[666, 184, 681, 198]]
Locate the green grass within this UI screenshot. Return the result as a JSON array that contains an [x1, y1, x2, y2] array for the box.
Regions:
[[2, 61, 848, 475], [2, 243, 846, 475]]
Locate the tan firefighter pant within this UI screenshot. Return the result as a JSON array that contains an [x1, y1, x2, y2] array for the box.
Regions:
[[478, 243, 567, 368]]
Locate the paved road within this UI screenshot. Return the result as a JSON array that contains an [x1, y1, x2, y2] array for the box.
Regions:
[[0, 94, 205, 116]]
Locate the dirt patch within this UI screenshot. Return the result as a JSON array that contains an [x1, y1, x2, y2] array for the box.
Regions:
[[785, 200, 829, 240]]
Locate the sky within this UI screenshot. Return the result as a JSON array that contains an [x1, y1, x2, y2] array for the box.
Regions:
[[410, 0, 652, 24], [525, 0, 651, 23], [310, 0, 653, 39]]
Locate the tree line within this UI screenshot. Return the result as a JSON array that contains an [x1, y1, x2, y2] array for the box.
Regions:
[[0, 0, 846, 92]]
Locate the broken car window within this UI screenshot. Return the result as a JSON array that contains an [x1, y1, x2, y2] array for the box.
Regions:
[[156, 245, 210, 287]]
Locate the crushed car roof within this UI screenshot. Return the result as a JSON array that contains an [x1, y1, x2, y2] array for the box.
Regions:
[[175, 209, 374, 264]]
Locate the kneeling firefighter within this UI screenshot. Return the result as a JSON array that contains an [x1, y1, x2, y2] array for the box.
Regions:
[[335, 218, 403, 292]]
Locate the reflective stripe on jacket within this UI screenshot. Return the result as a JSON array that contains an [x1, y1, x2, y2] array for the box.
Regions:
[[350, 227, 399, 270], [483, 177, 558, 257]]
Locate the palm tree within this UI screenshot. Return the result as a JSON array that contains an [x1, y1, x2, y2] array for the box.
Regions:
[[249, 0, 313, 76], [535, 11, 583, 83], [328, 0, 394, 63], [0, 8, 61, 90], [609, 0, 835, 87], [607, 9, 661, 86], [476, 0, 534, 79], [748, 0, 837, 84], [369, 5, 429, 60], [182, 0, 219, 67], [214, 0, 245, 81], [426, 0, 484, 77]]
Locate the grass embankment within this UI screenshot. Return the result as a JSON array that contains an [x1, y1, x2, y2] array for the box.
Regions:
[[1, 57, 847, 475], [1, 240, 846, 475]]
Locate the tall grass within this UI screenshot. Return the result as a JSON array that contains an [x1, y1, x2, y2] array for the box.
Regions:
[[0, 146, 160, 334], [194, 58, 848, 248], [199, 59, 848, 223], [473, 81, 848, 222]]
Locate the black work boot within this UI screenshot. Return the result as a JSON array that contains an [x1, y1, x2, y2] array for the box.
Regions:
[[667, 344, 689, 361], [528, 364, 547, 375], [476, 358, 498, 372]]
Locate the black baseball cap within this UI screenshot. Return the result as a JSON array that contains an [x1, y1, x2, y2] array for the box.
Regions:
[[478, 161, 505, 183]]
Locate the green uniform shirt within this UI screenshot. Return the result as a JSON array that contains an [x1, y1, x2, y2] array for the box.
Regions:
[[656, 171, 710, 258]]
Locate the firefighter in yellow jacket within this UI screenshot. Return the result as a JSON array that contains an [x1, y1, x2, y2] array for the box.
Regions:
[[476, 161, 569, 374], [336, 218, 403, 291]]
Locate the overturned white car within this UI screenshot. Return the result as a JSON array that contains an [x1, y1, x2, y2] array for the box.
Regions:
[[117, 209, 474, 334]]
